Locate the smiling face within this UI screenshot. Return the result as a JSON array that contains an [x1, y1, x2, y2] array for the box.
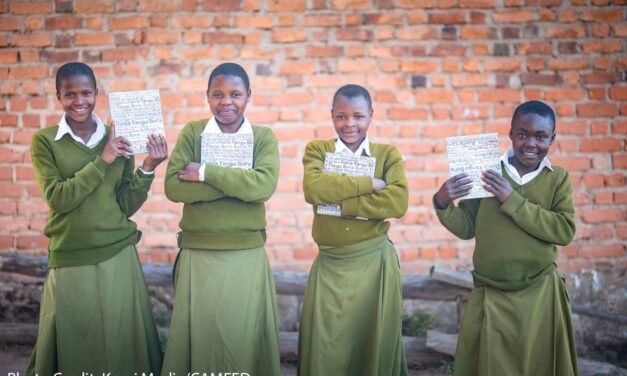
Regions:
[[56, 74, 98, 128], [207, 75, 250, 132], [332, 94, 373, 153], [508, 112, 555, 176]]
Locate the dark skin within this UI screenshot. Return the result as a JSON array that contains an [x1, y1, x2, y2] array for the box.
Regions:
[[178, 74, 251, 182], [435, 113, 555, 208], [57, 74, 168, 171]]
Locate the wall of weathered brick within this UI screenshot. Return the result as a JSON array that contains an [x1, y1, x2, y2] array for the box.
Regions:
[[0, 0, 625, 273]]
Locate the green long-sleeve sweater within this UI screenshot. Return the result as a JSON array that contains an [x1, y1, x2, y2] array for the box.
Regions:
[[31, 125, 155, 268], [165, 119, 279, 250], [435, 164, 576, 291], [303, 139, 409, 247]]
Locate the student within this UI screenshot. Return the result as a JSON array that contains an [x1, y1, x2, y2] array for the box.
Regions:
[[163, 63, 280, 375], [434, 100, 578, 376], [27, 62, 167, 374], [299, 84, 409, 376]]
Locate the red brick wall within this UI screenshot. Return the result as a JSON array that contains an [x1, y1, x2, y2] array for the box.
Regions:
[[0, 0, 625, 273]]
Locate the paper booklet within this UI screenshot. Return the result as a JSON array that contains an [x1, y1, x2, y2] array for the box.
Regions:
[[446, 132, 502, 200], [317, 152, 376, 217], [200, 133, 254, 169], [108, 90, 165, 154]]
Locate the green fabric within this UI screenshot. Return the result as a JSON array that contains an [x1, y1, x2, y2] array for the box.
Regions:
[[31, 125, 154, 267], [162, 247, 281, 375], [26, 245, 163, 375], [435, 164, 575, 290], [298, 235, 408, 376], [303, 139, 408, 247], [165, 119, 279, 250], [453, 269, 578, 376]]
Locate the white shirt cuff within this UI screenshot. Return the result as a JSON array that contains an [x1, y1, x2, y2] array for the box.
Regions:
[[138, 167, 155, 175], [198, 163, 206, 182]]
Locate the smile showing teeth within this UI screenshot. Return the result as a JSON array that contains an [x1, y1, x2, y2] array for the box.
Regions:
[[523, 152, 537, 156]]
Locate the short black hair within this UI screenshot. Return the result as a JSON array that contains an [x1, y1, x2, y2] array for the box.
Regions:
[[207, 62, 250, 91], [332, 84, 373, 111], [512, 100, 556, 132], [55, 62, 97, 94]]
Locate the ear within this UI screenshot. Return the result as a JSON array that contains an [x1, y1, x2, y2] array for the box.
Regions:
[[56, 92, 61, 101], [246, 89, 251, 103], [508, 129, 513, 140], [206, 89, 211, 104], [549, 133, 556, 145]]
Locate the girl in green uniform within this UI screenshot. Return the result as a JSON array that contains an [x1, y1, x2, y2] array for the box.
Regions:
[[299, 84, 409, 376], [27, 62, 167, 374], [163, 62, 281, 375], [434, 100, 578, 376]]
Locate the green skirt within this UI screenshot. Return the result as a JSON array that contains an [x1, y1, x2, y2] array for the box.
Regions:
[[26, 245, 163, 375], [298, 235, 408, 376], [162, 247, 281, 376], [454, 269, 578, 376]]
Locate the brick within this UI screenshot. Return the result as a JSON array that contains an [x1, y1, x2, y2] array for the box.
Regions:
[[144, 31, 180, 44], [577, 104, 617, 118], [11, 33, 52, 47], [44, 16, 83, 30], [582, 9, 622, 22], [272, 29, 307, 43], [431, 44, 466, 56], [546, 25, 585, 38], [414, 89, 455, 103], [582, 40, 622, 54], [363, 12, 404, 25], [580, 244, 624, 258], [9, 65, 48, 80], [331, 0, 371, 9], [338, 58, 376, 73], [109, 16, 148, 30], [304, 15, 341, 27], [551, 156, 590, 171], [268, 0, 307, 11], [75, 32, 112, 46], [203, 32, 242, 44], [451, 74, 489, 87], [202, 0, 241, 11], [483, 58, 522, 72], [235, 15, 272, 29], [452, 106, 489, 120], [336, 28, 372, 41], [75, 0, 114, 13], [171, 15, 212, 28], [545, 88, 585, 101], [494, 10, 534, 23], [400, 60, 438, 73], [478, 89, 520, 103], [429, 11, 466, 24], [17, 235, 48, 249], [609, 87, 627, 101], [12, 1, 53, 14], [459, 0, 496, 7], [580, 138, 621, 153], [388, 108, 428, 120], [396, 27, 437, 40], [138, 0, 179, 12], [520, 73, 559, 86], [517, 42, 552, 55], [422, 124, 459, 138]]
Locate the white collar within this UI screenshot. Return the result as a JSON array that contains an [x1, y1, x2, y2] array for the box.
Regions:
[[54, 114, 106, 148], [202, 117, 253, 134], [335, 136, 371, 156], [501, 148, 553, 185]]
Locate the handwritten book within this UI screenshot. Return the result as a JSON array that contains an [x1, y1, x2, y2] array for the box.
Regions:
[[108, 90, 165, 154], [317, 152, 377, 217], [446, 133, 502, 200], [200, 133, 254, 169]]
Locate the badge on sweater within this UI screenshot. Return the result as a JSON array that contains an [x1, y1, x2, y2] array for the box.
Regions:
[[317, 152, 376, 216]]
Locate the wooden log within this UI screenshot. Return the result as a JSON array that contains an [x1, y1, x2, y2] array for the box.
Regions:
[[1, 323, 449, 368], [426, 330, 458, 356], [572, 305, 627, 325], [429, 266, 474, 289]]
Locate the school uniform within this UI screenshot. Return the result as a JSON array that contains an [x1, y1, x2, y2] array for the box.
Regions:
[[299, 138, 409, 376], [27, 115, 163, 374], [435, 149, 578, 376], [162, 117, 281, 375]]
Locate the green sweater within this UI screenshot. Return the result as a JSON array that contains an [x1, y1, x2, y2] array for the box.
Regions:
[[165, 119, 279, 250], [435, 164, 576, 291], [31, 125, 155, 268], [303, 139, 408, 247]]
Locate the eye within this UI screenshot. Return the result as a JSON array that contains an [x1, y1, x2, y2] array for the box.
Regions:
[[213, 92, 222, 98], [336, 115, 345, 120], [232, 92, 242, 97], [516, 133, 526, 140]]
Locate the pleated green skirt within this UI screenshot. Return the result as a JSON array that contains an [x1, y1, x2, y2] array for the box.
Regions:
[[26, 245, 163, 375], [298, 235, 408, 376], [162, 247, 281, 376], [453, 269, 578, 376]]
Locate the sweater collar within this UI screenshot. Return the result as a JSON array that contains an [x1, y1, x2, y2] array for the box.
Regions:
[[501, 148, 553, 185]]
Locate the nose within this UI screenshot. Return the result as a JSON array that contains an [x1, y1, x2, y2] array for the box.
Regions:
[[219, 95, 232, 106]]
